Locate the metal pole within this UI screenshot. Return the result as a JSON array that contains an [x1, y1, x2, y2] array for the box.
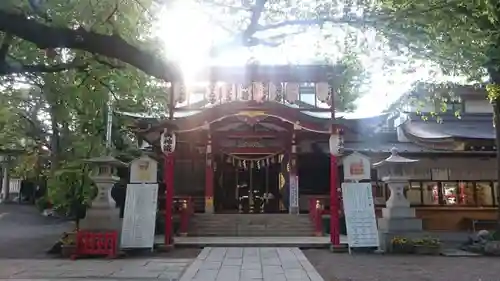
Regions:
[[105, 93, 113, 150]]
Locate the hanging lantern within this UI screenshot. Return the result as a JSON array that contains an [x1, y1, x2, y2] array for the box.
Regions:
[[253, 82, 265, 102], [315, 82, 329, 102], [220, 83, 230, 103], [227, 84, 236, 102], [329, 129, 344, 156], [275, 83, 284, 102], [208, 82, 217, 104], [160, 128, 176, 154], [285, 82, 300, 103], [268, 82, 277, 101], [240, 83, 250, 100], [173, 82, 186, 103]]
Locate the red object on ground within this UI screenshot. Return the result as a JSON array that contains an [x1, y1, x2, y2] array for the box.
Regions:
[[164, 153, 175, 245], [330, 154, 340, 246], [179, 197, 193, 236], [71, 231, 117, 259]]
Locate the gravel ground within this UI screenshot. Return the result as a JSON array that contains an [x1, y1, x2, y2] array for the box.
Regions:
[[0, 204, 73, 258], [304, 249, 500, 281]]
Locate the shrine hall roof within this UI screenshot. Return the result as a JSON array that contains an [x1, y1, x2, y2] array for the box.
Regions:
[[401, 113, 494, 140], [186, 64, 335, 82]]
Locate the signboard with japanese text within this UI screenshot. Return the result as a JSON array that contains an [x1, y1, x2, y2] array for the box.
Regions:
[[289, 174, 299, 212], [130, 155, 157, 183], [342, 182, 380, 250], [342, 152, 371, 181], [121, 183, 158, 249]]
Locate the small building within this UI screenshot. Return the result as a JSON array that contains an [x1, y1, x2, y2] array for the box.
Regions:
[[129, 66, 497, 232]]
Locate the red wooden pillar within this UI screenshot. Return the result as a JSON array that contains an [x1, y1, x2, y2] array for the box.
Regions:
[[330, 151, 340, 246], [205, 132, 214, 213], [164, 152, 174, 245], [329, 86, 341, 247]]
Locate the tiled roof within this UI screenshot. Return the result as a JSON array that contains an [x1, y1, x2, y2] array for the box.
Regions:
[[403, 113, 494, 140]]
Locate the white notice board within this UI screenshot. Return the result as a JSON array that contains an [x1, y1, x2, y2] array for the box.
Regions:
[[121, 183, 158, 249], [341, 182, 380, 249]]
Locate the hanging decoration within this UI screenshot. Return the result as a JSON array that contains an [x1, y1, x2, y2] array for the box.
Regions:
[[240, 83, 251, 100], [207, 82, 217, 104], [315, 82, 330, 102], [285, 82, 300, 103], [224, 84, 233, 102], [268, 82, 277, 101], [252, 82, 265, 102], [221, 151, 285, 170], [275, 83, 284, 102], [172, 82, 186, 103]]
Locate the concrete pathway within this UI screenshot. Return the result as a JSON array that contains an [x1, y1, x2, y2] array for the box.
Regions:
[[180, 247, 323, 281], [0, 258, 191, 280]]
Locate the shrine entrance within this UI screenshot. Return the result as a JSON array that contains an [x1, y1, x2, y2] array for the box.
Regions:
[[214, 154, 283, 213]]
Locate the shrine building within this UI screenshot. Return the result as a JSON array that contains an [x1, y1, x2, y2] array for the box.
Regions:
[[128, 65, 498, 241]]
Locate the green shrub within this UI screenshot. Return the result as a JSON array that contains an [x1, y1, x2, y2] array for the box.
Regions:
[[35, 197, 51, 211]]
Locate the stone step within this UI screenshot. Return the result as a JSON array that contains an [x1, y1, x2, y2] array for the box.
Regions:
[[187, 214, 316, 237]]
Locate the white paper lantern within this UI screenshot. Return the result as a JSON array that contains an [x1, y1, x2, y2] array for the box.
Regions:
[[160, 129, 176, 154], [268, 82, 277, 100], [329, 133, 343, 156], [315, 82, 330, 102], [285, 82, 300, 103]]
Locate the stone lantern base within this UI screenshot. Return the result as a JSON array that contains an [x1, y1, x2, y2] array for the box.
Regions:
[[80, 207, 121, 231], [377, 176, 423, 251], [79, 175, 122, 232]]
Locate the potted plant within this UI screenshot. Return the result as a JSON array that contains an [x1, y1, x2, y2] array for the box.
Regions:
[[60, 232, 77, 258], [413, 237, 441, 255], [390, 236, 414, 254]]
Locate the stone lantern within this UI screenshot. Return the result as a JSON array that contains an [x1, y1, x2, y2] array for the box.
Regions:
[[81, 155, 127, 231], [373, 147, 423, 251]]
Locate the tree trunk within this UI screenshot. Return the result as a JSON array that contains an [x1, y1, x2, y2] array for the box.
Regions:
[[494, 99, 500, 232]]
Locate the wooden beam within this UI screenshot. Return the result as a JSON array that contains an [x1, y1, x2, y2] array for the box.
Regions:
[[214, 131, 284, 139], [219, 147, 284, 154]]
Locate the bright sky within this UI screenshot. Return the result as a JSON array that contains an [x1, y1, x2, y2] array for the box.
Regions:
[[156, 1, 441, 118]]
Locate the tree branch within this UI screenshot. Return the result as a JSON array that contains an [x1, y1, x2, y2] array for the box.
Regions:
[[242, 0, 267, 43], [0, 57, 88, 75], [0, 11, 182, 81], [0, 33, 13, 60]]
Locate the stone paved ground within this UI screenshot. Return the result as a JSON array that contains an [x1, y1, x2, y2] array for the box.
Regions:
[[304, 249, 500, 281], [0, 204, 73, 258], [0, 258, 192, 280], [180, 247, 323, 281]]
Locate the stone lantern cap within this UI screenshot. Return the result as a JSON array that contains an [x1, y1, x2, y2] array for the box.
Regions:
[[84, 155, 128, 167], [372, 147, 419, 168]]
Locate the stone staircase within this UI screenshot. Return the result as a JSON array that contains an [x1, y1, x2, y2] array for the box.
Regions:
[[187, 214, 316, 237]]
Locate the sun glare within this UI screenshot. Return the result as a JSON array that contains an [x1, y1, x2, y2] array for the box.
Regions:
[[157, 1, 215, 84]]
